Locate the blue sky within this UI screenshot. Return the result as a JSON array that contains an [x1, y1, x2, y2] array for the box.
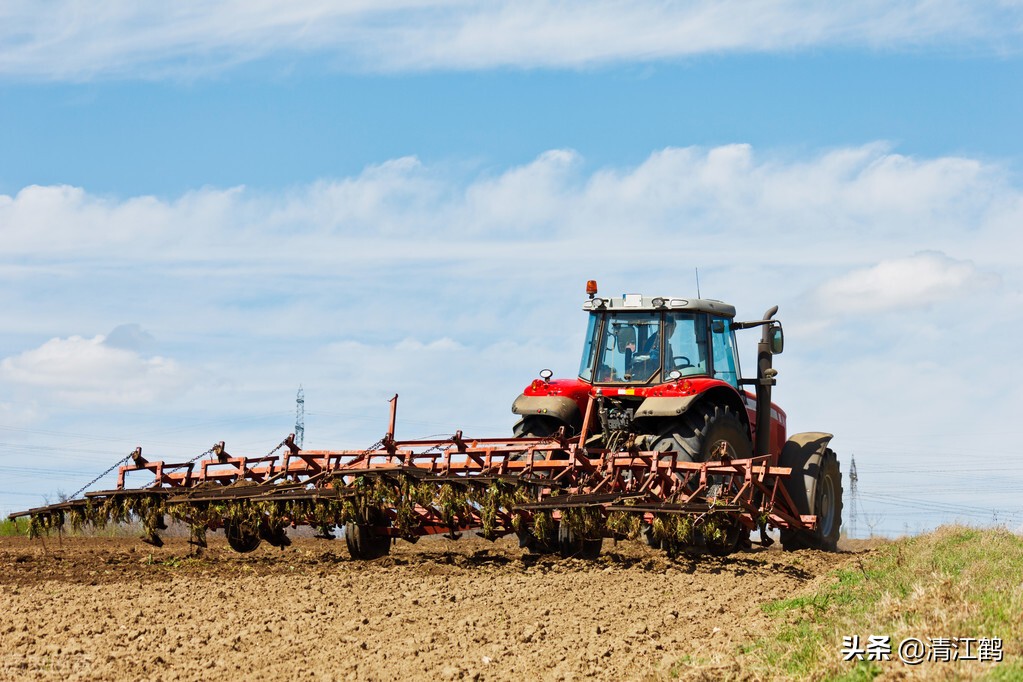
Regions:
[[3, 54, 1022, 196], [2, 2, 1022, 537]]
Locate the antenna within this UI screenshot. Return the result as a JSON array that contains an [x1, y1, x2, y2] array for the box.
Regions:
[[295, 386, 305, 448], [695, 267, 701, 298]]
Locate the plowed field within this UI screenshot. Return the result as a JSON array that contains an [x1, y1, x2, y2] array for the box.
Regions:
[[0, 533, 866, 681]]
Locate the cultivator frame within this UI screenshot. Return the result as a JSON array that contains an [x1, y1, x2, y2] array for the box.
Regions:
[[9, 395, 821, 558]]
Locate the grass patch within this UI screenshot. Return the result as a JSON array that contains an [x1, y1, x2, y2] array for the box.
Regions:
[[0, 517, 28, 536], [0, 516, 141, 538], [742, 525, 1023, 680]]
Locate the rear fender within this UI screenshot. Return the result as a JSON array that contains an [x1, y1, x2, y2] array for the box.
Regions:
[[635, 387, 751, 448], [511, 395, 581, 427]]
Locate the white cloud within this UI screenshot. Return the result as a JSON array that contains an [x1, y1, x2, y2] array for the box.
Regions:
[[815, 252, 1001, 313], [3, 144, 1018, 266], [0, 332, 189, 406], [1, 2, 1021, 80]]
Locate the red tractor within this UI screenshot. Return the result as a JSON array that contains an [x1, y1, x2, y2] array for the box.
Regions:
[[511, 281, 842, 550]]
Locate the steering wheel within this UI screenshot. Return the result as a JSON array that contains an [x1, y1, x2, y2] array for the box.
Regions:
[[671, 356, 692, 369]]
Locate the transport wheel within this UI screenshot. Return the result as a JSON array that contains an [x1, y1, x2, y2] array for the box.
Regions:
[[557, 523, 602, 560], [779, 438, 843, 551], [259, 523, 292, 549], [518, 528, 559, 554], [344, 510, 391, 560], [224, 522, 261, 553], [642, 523, 663, 550], [702, 520, 743, 557]]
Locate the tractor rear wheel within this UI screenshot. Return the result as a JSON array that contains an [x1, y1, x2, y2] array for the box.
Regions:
[[646, 404, 752, 552], [780, 444, 842, 551], [344, 510, 392, 560], [518, 524, 559, 554], [513, 415, 559, 439], [650, 403, 752, 501], [649, 404, 752, 463]]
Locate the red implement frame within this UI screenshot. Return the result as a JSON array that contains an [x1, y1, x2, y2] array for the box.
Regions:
[[10, 395, 817, 543]]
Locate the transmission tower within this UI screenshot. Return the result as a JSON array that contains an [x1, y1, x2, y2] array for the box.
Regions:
[[295, 386, 305, 448], [849, 455, 858, 540]]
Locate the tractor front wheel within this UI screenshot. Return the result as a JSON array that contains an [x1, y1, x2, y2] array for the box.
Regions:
[[512, 416, 567, 462]]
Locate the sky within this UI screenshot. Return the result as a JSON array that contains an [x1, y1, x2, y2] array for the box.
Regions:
[[1, 1, 1022, 538]]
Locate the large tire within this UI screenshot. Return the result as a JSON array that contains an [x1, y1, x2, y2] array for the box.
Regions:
[[649, 403, 752, 500], [344, 509, 391, 560], [779, 435, 842, 551], [224, 521, 261, 553], [647, 404, 752, 553], [513, 415, 560, 438], [649, 404, 752, 463]]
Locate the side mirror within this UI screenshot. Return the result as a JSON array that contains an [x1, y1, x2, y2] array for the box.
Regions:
[[770, 325, 784, 354]]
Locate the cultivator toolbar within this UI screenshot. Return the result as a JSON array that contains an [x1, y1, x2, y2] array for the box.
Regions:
[[9, 396, 822, 559]]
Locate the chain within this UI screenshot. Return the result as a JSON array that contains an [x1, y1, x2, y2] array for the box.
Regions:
[[360, 438, 384, 456], [419, 434, 457, 456], [67, 438, 292, 501], [264, 439, 288, 459], [68, 453, 133, 500], [186, 445, 218, 465]]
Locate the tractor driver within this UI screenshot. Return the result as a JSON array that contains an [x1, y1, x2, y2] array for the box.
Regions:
[[625, 317, 675, 379]]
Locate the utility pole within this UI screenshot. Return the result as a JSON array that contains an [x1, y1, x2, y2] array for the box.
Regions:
[[295, 386, 305, 448], [849, 455, 858, 540]]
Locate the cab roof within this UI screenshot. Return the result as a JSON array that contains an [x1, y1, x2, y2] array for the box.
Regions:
[[582, 294, 736, 318]]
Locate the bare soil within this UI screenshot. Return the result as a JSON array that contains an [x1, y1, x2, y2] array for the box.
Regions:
[[0, 532, 869, 681]]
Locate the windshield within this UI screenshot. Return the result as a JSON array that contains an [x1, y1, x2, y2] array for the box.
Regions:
[[580, 311, 659, 384], [580, 311, 711, 384]]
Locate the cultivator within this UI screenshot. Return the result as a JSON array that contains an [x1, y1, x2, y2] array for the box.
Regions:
[[8, 395, 825, 559]]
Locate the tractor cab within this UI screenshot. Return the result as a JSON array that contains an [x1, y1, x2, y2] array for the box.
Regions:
[[578, 293, 740, 388]]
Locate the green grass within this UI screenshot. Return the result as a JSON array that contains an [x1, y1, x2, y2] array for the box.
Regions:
[[0, 515, 142, 538], [0, 517, 28, 536], [737, 526, 1023, 680], [667, 526, 1023, 680]]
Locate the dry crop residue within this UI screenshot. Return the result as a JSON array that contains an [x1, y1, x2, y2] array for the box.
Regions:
[[0, 534, 861, 681]]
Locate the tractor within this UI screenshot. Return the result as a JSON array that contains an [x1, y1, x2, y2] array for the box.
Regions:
[[511, 280, 842, 551]]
